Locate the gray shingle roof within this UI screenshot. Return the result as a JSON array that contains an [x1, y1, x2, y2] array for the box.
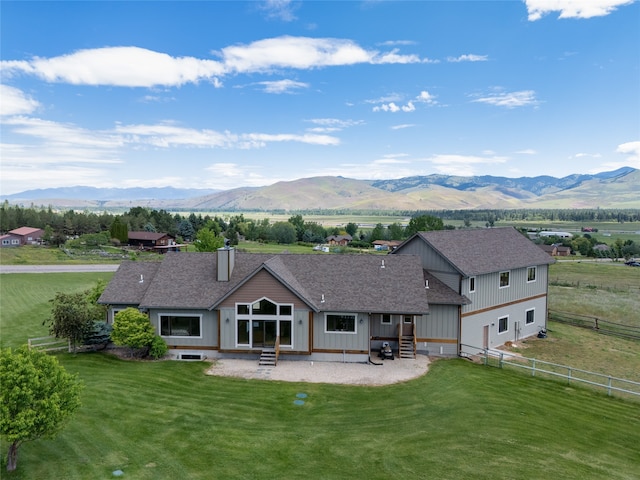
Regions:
[[413, 227, 555, 277], [99, 251, 430, 315], [423, 271, 470, 305], [98, 262, 161, 305]]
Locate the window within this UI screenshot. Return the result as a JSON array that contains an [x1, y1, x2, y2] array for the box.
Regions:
[[527, 267, 537, 283], [499, 271, 510, 288], [160, 315, 201, 337], [326, 313, 356, 333], [498, 316, 508, 333], [525, 309, 535, 325], [381, 314, 392, 325], [469, 277, 476, 293], [2, 239, 9, 246]]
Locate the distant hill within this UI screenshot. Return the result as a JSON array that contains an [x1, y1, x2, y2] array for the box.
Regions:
[[3, 167, 638, 210]]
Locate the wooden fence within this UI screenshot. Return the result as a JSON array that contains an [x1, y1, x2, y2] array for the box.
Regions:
[[549, 310, 640, 340], [459, 344, 640, 400], [28, 336, 70, 353]]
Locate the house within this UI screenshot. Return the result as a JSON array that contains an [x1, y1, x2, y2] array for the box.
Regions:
[[372, 240, 402, 251], [0, 227, 44, 247], [391, 227, 555, 354], [556, 245, 571, 256], [99, 227, 554, 363], [128, 231, 176, 251], [326, 234, 352, 246], [99, 249, 431, 362], [538, 244, 558, 256]]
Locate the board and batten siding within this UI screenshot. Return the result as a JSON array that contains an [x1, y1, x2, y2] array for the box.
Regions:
[[416, 305, 458, 356], [150, 308, 217, 348], [313, 312, 369, 352], [461, 295, 548, 350], [461, 265, 549, 314], [395, 237, 461, 291], [218, 269, 308, 309]]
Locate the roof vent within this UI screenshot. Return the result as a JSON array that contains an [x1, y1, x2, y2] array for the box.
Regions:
[[139, 274, 144, 284], [425, 280, 429, 289], [381, 259, 385, 269], [321, 294, 325, 303]]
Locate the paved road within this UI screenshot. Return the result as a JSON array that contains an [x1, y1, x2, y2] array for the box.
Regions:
[[0, 264, 120, 274]]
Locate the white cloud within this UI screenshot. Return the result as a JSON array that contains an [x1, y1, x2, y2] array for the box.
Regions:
[[391, 124, 416, 130], [427, 153, 509, 176], [1, 47, 226, 87], [515, 149, 537, 155], [373, 90, 437, 112], [612, 141, 640, 168], [0, 85, 41, 116], [258, 0, 299, 22], [447, 54, 488, 62], [257, 79, 309, 93], [525, 0, 635, 21], [471, 90, 539, 108], [1, 37, 430, 88]]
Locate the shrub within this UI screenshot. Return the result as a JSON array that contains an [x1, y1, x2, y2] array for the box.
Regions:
[[149, 335, 168, 360], [111, 308, 155, 357]]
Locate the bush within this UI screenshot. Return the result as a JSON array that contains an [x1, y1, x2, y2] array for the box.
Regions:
[[83, 321, 112, 350], [149, 335, 168, 360], [111, 308, 155, 357]]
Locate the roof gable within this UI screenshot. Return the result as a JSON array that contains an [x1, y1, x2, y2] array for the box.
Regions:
[[399, 227, 555, 277]]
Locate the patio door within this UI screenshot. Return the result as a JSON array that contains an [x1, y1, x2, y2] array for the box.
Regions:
[[252, 320, 277, 348]]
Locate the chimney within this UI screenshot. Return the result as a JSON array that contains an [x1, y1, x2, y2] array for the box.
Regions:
[[217, 245, 235, 282]]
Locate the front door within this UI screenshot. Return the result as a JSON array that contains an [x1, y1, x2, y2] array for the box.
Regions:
[[252, 320, 277, 348], [402, 315, 414, 336]]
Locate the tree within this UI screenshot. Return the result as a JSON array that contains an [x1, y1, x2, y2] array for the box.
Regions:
[[111, 308, 156, 357], [45, 289, 105, 353], [270, 221, 296, 244], [1, 346, 82, 472], [194, 227, 224, 252], [405, 215, 444, 236], [345, 222, 358, 237], [109, 217, 128, 243]]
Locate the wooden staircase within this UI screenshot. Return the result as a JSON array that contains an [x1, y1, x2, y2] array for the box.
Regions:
[[399, 336, 416, 358], [398, 323, 416, 359], [259, 348, 277, 366], [258, 336, 280, 366]]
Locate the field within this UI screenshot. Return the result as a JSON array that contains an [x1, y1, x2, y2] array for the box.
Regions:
[[1, 270, 640, 479]]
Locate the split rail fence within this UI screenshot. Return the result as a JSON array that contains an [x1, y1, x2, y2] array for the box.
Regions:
[[28, 336, 71, 353], [549, 310, 640, 340], [459, 344, 640, 400]]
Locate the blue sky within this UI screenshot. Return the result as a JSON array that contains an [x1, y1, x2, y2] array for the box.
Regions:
[[1, 0, 638, 195]]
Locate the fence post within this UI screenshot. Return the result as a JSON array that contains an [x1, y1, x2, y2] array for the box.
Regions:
[[532, 358, 536, 377], [607, 376, 612, 396], [499, 352, 504, 369]]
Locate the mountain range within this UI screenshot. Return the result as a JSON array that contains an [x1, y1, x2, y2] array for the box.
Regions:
[[3, 167, 639, 211]]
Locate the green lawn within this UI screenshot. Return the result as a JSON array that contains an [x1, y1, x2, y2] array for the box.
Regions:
[[2, 272, 640, 478], [1, 355, 639, 480]]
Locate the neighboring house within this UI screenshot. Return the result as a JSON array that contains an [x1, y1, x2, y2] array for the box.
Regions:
[[128, 231, 176, 251], [99, 249, 431, 362], [326, 234, 352, 246], [372, 240, 402, 251], [556, 246, 571, 256], [538, 244, 558, 256], [391, 227, 555, 353], [0, 227, 44, 247]]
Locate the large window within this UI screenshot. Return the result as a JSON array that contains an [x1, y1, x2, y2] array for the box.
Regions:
[[326, 313, 356, 333], [499, 271, 510, 288], [160, 315, 201, 337], [498, 316, 508, 334], [527, 267, 537, 283], [236, 298, 294, 347], [525, 309, 535, 325]]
